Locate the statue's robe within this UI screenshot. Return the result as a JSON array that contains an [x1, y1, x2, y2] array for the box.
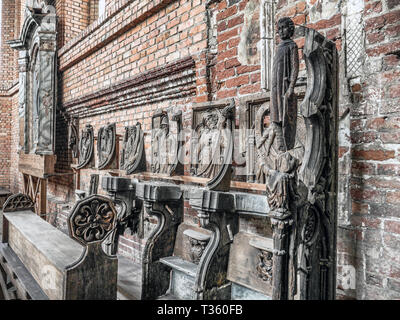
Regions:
[[271, 39, 299, 150]]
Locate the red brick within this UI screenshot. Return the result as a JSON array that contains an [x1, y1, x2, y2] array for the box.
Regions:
[[352, 149, 395, 161]]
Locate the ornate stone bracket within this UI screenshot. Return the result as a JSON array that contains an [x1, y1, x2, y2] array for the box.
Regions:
[[101, 176, 143, 256], [183, 229, 211, 265], [68, 117, 79, 158], [188, 189, 238, 300], [191, 99, 235, 192], [136, 182, 183, 300]]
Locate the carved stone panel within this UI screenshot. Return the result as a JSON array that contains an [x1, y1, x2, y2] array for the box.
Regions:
[[68, 117, 79, 158], [97, 123, 116, 170], [77, 124, 94, 169], [120, 122, 146, 174], [9, 4, 57, 155], [191, 99, 235, 191], [151, 110, 183, 176]]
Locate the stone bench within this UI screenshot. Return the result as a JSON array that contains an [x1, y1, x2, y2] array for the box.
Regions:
[[0, 193, 118, 300]]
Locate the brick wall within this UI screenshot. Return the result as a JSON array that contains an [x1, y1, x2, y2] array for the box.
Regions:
[[1, 0, 400, 299]]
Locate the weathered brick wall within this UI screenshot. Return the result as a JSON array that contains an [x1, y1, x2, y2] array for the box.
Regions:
[[1, 0, 400, 299]]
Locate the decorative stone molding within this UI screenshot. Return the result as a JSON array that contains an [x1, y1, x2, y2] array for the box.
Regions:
[[120, 122, 146, 175], [8, 5, 57, 155], [63, 56, 196, 118]]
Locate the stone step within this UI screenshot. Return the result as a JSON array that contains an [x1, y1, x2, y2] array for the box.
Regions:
[[159, 256, 198, 300]]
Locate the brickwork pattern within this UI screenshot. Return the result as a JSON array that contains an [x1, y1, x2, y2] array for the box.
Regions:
[[0, 0, 400, 299]]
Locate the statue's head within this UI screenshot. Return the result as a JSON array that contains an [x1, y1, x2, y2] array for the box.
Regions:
[[160, 115, 169, 134], [277, 17, 295, 40], [204, 111, 219, 130]]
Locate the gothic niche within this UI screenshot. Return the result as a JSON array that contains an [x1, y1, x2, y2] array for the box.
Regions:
[[120, 122, 146, 174], [9, 3, 57, 154], [68, 117, 79, 158], [97, 123, 116, 170], [191, 99, 235, 191], [151, 110, 183, 176], [77, 124, 94, 169]]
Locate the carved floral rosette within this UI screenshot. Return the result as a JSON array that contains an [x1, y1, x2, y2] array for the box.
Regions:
[[120, 122, 145, 174], [97, 123, 116, 170], [77, 124, 94, 169], [68, 195, 117, 245]]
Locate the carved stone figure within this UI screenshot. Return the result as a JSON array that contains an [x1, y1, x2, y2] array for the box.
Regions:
[[271, 17, 299, 152], [68, 117, 79, 158], [257, 250, 273, 284], [120, 122, 145, 174], [97, 123, 116, 170], [77, 124, 94, 169], [192, 99, 235, 191], [151, 111, 182, 176]]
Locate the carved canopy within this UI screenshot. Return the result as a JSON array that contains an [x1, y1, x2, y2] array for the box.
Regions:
[[8, 3, 57, 155]]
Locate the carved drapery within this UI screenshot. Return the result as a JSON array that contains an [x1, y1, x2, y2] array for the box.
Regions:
[[191, 99, 235, 191], [97, 123, 116, 170], [77, 124, 94, 169], [68, 117, 79, 158], [9, 4, 57, 155], [295, 28, 338, 300], [68, 195, 117, 246], [151, 110, 183, 176], [120, 122, 146, 174]]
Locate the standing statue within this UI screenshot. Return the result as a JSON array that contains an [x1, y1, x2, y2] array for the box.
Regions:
[[271, 17, 299, 152], [196, 110, 224, 179], [152, 115, 172, 174]]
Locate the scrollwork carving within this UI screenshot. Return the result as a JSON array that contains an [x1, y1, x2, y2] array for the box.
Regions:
[[68, 117, 79, 158], [68, 195, 117, 245], [3, 194, 35, 213]]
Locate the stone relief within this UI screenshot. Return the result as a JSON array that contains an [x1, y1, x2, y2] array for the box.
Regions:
[[151, 110, 183, 176], [120, 122, 145, 174], [256, 250, 273, 284], [191, 99, 235, 191], [77, 124, 94, 169], [68, 117, 79, 158], [9, 5, 57, 155], [97, 123, 116, 170]]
